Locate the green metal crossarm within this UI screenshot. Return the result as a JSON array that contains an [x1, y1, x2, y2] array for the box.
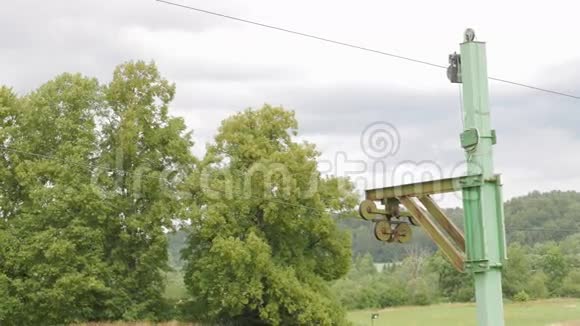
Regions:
[[365, 174, 483, 201]]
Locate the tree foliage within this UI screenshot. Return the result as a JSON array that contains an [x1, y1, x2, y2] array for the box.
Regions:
[[331, 250, 438, 310], [505, 190, 580, 244], [0, 74, 112, 325], [96, 60, 196, 320], [0, 61, 195, 324], [182, 105, 357, 325]]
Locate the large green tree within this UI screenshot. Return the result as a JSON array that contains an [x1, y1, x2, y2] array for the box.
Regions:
[[182, 105, 357, 325], [0, 74, 114, 324], [0, 61, 196, 324], [96, 61, 196, 319]]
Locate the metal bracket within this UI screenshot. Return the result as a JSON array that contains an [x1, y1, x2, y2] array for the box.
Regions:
[[465, 259, 491, 273], [480, 129, 497, 145], [460, 128, 479, 150], [460, 129, 497, 150], [459, 174, 484, 188], [447, 52, 462, 83]]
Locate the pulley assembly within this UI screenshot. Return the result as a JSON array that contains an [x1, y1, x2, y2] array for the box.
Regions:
[[357, 176, 485, 272], [359, 198, 416, 244]]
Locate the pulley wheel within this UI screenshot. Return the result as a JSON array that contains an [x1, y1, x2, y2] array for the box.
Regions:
[[359, 200, 377, 220], [395, 223, 413, 243], [374, 220, 392, 242]]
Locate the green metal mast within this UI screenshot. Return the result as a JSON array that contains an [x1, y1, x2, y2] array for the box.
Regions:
[[459, 29, 507, 326], [359, 28, 507, 326]]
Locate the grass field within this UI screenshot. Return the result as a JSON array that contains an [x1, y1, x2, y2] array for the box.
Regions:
[[73, 299, 580, 326], [164, 270, 187, 300], [348, 299, 580, 326]]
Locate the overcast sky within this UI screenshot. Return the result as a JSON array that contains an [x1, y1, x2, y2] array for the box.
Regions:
[[2, 0, 579, 206]]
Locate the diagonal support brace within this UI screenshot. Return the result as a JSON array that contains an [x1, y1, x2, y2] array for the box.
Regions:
[[399, 196, 465, 272], [418, 195, 466, 253]]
